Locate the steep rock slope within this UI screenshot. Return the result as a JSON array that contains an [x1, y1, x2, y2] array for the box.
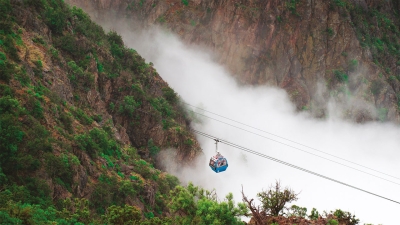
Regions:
[[0, 0, 202, 222], [67, 0, 400, 122], [0, 1, 367, 224]]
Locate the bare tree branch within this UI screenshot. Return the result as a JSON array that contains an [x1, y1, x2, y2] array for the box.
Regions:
[[241, 185, 264, 225]]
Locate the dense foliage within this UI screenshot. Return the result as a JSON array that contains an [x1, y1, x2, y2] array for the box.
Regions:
[[0, 0, 200, 223]]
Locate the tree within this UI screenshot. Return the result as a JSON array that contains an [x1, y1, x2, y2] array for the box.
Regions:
[[168, 183, 248, 224], [242, 181, 299, 224], [257, 181, 298, 216], [103, 205, 141, 224]]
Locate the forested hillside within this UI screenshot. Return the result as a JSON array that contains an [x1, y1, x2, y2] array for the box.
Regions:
[[0, 0, 229, 223]]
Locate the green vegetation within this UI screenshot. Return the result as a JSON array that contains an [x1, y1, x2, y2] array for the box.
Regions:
[[289, 205, 307, 217], [168, 183, 248, 224], [75, 127, 121, 158], [0, 0, 203, 222], [333, 69, 349, 83], [162, 87, 178, 104], [148, 139, 160, 157], [242, 181, 359, 224], [182, 0, 189, 6], [327, 219, 339, 225], [256, 181, 299, 216], [336, 2, 400, 80], [0, 50, 15, 82], [333, 0, 346, 7], [286, 0, 300, 15], [309, 207, 319, 220], [157, 15, 166, 24], [327, 27, 335, 36], [119, 95, 141, 117], [150, 97, 174, 117]]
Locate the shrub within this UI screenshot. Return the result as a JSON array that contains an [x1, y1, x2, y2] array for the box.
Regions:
[[107, 31, 124, 47], [148, 139, 160, 157], [119, 96, 140, 117], [331, 209, 359, 225], [71, 107, 93, 125], [162, 87, 178, 104], [0, 97, 24, 167], [0, 114, 24, 165], [32, 35, 46, 45], [327, 219, 339, 225], [109, 102, 115, 111], [168, 183, 248, 224], [103, 205, 141, 224], [327, 27, 334, 36], [44, 0, 70, 34], [59, 198, 91, 224], [25, 119, 53, 153], [309, 208, 319, 220], [0, 96, 22, 114], [59, 111, 73, 133], [54, 34, 80, 57], [67, 61, 94, 88], [181, 0, 189, 6], [0, 84, 13, 96], [0, 0, 14, 34], [14, 66, 30, 86], [289, 205, 307, 218], [134, 159, 153, 179], [2, 35, 19, 61], [44, 153, 73, 191], [75, 128, 121, 158], [29, 99, 44, 119], [333, 0, 346, 7], [286, 0, 299, 15], [107, 31, 124, 59], [184, 139, 193, 146], [91, 183, 112, 214], [333, 70, 348, 83], [0, 52, 15, 82], [23, 0, 46, 11], [23, 177, 52, 205], [150, 97, 173, 117]]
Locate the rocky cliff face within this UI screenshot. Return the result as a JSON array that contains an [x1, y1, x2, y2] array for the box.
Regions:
[[66, 0, 400, 122], [0, 0, 200, 218]]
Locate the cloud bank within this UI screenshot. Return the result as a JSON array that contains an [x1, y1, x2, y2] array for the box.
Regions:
[[101, 22, 399, 224]]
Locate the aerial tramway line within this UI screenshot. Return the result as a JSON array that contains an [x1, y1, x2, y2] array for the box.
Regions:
[[194, 129, 400, 205]]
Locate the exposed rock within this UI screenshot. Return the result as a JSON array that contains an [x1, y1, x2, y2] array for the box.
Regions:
[[67, 0, 400, 122]]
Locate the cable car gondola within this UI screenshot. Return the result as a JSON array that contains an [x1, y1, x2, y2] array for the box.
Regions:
[[209, 139, 228, 173]]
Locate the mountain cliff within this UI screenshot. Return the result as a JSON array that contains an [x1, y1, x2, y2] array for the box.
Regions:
[[0, 0, 205, 222], [66, 0, 400, 123], [0, 0, 367, 224]]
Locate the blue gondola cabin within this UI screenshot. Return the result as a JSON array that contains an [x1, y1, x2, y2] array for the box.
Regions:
[[209, 153, 228, 173]]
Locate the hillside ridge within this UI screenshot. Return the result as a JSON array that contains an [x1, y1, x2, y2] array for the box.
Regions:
[[67, 0, 400, 123]]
